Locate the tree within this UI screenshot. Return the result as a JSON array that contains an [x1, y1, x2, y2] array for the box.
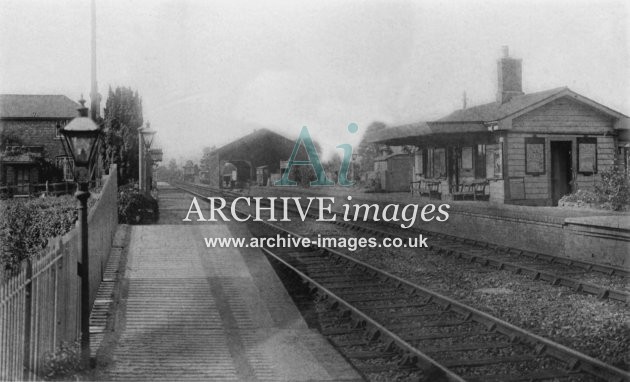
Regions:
[[101, 87, 143, 184], [199, 146, 216, 171], [155, 159, 182, 182], [357, 121, 388, 178]]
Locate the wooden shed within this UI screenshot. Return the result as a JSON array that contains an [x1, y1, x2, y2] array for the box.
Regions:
[[374, 153, 413, 192], [369, 47, 628, 206]]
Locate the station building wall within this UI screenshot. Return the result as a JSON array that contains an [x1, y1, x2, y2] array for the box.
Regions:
[[502, 97, 618, 205]]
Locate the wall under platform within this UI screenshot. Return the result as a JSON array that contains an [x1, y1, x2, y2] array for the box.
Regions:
[[257, 186, 629, 267], [563, 216, 629, 266], [417, 204, 628, 267], [417, 203, 628, 267], [419, 204, 566, 259]]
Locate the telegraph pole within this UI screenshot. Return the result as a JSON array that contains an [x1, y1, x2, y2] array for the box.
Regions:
[[90, 0, 101, 121]]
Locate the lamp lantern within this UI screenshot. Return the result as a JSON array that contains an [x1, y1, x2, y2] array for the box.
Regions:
[[61, 98, 101, 172], [140, 123, 157, 150]]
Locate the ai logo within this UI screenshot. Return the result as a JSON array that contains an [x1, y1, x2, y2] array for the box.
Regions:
[[275, 123, 359, 187]]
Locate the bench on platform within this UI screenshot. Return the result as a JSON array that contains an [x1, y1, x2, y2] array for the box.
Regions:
[[451, 181, 489, 201], [410, 179, 442, 199], [451, 183, 474, 200]]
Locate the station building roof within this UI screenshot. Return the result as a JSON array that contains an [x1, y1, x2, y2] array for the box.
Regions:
[[436, 87, 626, 124], [369, 87, 628, 146], [0, 94, 80, 119]]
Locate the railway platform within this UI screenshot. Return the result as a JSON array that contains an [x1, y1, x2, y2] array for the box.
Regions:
[[235, 183, 629, 267], [99, 184, 361, 381]]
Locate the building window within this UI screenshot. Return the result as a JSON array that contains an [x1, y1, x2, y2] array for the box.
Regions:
[[54, 120, 69, 139], [56, 156, 74, 181], [433, 148, 446, 178], [577, 137, 597, 175], [414, 150, 424, 176], [475, 145, 486, 178], [461, 147, 473, 170]]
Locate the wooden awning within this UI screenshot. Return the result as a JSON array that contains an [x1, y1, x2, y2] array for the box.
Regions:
[[367, 122, 493, 147]]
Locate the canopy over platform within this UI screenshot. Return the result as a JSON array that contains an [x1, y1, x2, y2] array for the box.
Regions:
[[366, 121, 492, 146]]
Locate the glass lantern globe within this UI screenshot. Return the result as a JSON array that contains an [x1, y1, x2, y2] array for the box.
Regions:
[[61, 117, 101, 168]]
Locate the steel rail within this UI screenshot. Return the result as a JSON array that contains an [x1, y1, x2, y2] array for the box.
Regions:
[[176, 180, 629, 280], [259, 220, 629, 382], [333, 220, 630, 304], [173, 181, 629, 381], [178, 181, 628, 302], [261, 246, 466, 382]]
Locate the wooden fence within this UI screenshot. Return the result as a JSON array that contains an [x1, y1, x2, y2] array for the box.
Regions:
[[0, 165, 118, 380]]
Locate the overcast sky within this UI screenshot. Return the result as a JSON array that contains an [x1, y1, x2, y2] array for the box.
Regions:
[[1, 0, 628, 161]]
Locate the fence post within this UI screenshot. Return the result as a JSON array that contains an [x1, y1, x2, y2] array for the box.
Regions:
[[22, 259, 32, 379], [76, 182, 91, 368]]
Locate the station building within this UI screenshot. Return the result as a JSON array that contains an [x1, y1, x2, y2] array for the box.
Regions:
[[202, 128, 299, 188], [369, 48, 629, 206]]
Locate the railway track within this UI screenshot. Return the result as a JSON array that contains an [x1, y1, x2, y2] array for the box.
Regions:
[[333, 220, 629, 304], [173, 181, 629, 381], [175, 181, 629, 303], [255, 225, 627, 381]]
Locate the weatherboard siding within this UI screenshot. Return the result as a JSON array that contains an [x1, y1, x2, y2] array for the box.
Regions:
[[511, 96, 614, 134], [503, 132, 618, 203], [501, 96, 619, 204]]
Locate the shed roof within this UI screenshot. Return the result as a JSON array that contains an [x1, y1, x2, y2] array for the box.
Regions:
[[0, 94, 80, 119], [212, 128, 294, 157]]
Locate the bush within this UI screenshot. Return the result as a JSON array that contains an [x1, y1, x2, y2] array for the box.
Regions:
[[42, 341, 80, 380], [118, 184, 159, 224], [595, 166, 630, 211], [560, 166, 630, 211], [0, 196, 78, 273], [560, 189, 601, 204]]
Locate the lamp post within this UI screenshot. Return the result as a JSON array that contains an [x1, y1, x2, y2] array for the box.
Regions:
[[149, 148, 163, 191], [138, 123, 156, 195], [60, 97, 101, 368]]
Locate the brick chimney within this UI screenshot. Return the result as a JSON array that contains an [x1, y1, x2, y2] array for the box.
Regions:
[[496, 46, 524, 104]]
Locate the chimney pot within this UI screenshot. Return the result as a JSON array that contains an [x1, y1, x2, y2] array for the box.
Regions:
[[496, 47, 523, 103]]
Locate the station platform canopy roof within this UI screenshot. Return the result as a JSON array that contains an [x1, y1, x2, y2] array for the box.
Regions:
[[366, 121, 490, 146]]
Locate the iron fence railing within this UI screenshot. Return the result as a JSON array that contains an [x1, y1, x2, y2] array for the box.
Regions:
[[0, 166, 117, 380]]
